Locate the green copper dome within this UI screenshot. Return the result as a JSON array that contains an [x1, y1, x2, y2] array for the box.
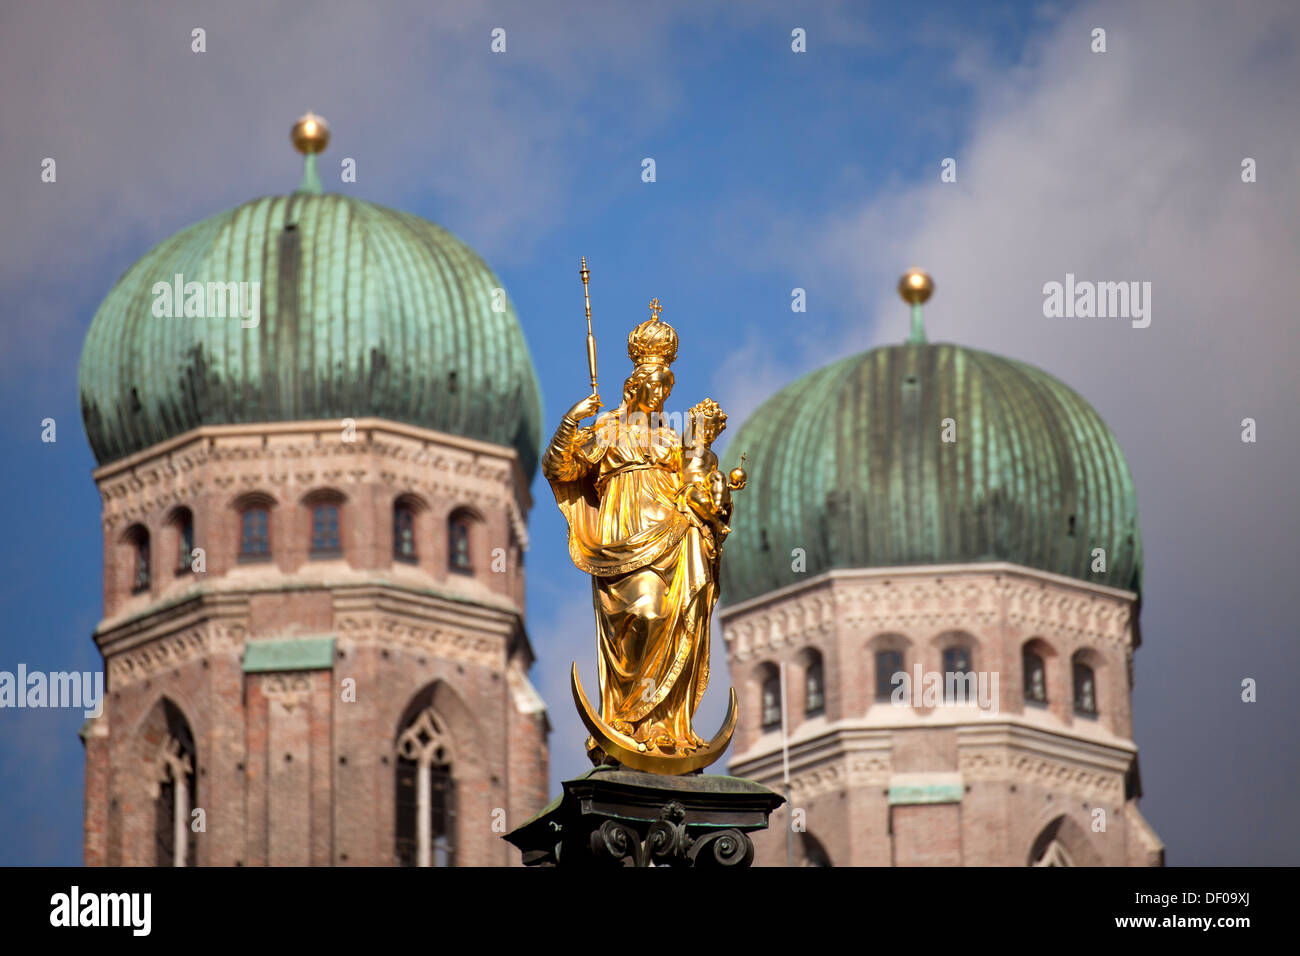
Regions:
[[79, 190, 543, 477], [720, 342, 1142, 605]]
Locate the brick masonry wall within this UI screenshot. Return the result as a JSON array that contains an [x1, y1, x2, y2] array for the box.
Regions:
[[722, 564, 1161, 866], [83, 420, 548, 866]]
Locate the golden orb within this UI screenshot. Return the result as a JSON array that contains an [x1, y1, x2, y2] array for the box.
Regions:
[[291, 112, 330, 154], [728, 466, 747, 490], [898, 267, 934, 305]]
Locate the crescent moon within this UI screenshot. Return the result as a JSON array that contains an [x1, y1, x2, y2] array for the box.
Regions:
[[570, 662, 738, 775]]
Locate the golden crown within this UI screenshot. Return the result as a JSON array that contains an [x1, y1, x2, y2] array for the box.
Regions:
[[627, 298, 678, 367]]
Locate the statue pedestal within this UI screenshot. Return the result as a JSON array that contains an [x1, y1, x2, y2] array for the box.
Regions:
[[506, 765, 784, 867]]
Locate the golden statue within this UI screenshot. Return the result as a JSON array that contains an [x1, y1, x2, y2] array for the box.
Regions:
[[544, 272, 746, 775]]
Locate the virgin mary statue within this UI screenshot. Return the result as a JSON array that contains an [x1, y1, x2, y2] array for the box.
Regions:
[[542, 307, 726, 765]]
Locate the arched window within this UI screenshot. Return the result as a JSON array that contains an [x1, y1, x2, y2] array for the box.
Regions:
[[395, 708, 456, 867], [761, 669, 782, 730], [127, 526, 151, 593], [310, 503, 341, 557], [941, 645, 974, 702], [239, 506, 270, 561], [171, 508, 194, 574], [393, 502, 417, 562], [1028, 814, 1103, 866], [804, 654, 824, 716], [448, 512, 472, 573], [875, 649, 904, 702], [1073, 659, 1098, 716], [1024, 648, 1047, 704], [149, 700, 196, 867]]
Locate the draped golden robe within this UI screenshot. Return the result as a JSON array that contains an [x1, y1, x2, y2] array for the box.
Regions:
[[542, 408, 716, 752]]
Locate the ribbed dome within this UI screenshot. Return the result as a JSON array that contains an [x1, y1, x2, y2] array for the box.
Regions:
[[79, 191, 543, 476], [720, 342, 1142, 605]]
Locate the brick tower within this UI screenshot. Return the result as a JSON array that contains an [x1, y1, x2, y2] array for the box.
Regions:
[[717, 271, 1163, 866], [77, 115, 549, 866]]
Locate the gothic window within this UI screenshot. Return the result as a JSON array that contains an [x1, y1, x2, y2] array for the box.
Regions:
[[239, 506, 270, 561], [128, 526, 151, 593], [942, 645, 974, 702], [1024, 648, 1047, 704], [1029, 816, 1092, 867], [1073, 660, 1098, 716], [151, 702, 197, 867], [1032, 840, 1075, 866], [761, 670, 782, 730], [310, 503, 341, 557], [176, 510, 194, 574], [395, 708, 456, 867], [393, 503, 417, 562], [804, 654, 824, 716], [875, 650, 904, 701], [448, 513, 472, 573]]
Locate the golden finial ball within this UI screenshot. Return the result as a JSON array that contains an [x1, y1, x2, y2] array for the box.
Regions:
[[898, 267, 934, 305], [291, 112, 330, 154], [728, 453, 748, 491]]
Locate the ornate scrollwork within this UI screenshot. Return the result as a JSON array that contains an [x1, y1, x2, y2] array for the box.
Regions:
[[576, 800, 756, 868], [589, 820, 644, 866], [688, 829, 754, 867]]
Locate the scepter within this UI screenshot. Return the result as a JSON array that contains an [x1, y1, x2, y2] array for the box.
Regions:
[[580, 256, 597, 394]]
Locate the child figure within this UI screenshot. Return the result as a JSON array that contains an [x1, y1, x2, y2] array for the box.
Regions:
[[681, 398, 736, 556]]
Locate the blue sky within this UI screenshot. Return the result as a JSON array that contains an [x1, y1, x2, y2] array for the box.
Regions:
[[1, 0, 1297, 865]]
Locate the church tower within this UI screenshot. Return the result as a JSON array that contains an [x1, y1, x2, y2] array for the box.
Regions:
[[718, 270, 1163, 866], [77, 115, 549, 866]]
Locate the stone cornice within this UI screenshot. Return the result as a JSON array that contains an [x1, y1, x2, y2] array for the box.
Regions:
[[720, 563, 1136, 661], [721, 561, 1136, 618], [94, 579, 521, 680], [106, 620, 247, 689], [335, 611, 504, 672], [731, 718, 1134, 800], [97, 573, 521, 642], [329, 582, 521, 640], [100, 584, 518, 690], [94, 590, 248, 659], [93, 418, 532, 543]]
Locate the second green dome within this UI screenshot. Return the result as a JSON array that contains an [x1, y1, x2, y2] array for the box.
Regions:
[[720, 342, 1142, 605]]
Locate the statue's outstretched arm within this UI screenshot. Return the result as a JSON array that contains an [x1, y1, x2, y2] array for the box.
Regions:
[[544, 393, 604, 483], [542, 417, 589, 483]]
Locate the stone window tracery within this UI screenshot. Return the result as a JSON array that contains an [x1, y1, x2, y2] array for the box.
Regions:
[[149, 704, 196, 867], [395, 708, 456, 867]]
